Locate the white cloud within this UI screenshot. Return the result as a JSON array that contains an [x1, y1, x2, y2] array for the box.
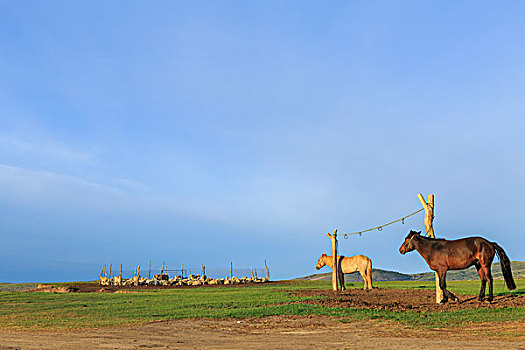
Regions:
[[0, 163, 126, 209], [0, 116, 99, 163], [0, 134, 96, 162], [116, 178, 149, 192]]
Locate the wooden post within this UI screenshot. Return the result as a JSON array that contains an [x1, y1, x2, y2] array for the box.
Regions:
[[180, 264, 183, 280], [265, 259, 270, 280], [148, 261, 151, 279], [120, 264, 123, 285], [327, 229, 339, 291], [230, 261, 233, 280], [132, 266, 140, 286], [251, 266, 254, 279], [417, 193, 435, 237], [109, 263, 112, 279], [418, 193, 443, 304], [162, 261, 165, 275]]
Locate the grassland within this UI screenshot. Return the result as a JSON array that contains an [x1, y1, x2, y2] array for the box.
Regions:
[[0, 283, 38, 292], [0, 280, 523, 331]]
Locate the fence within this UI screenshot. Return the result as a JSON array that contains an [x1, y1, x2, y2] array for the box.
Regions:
[[99, 260, 270, 286], [101, 267, 267, 280]]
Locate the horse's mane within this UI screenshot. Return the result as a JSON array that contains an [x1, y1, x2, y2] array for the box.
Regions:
[[417, 234, 446, 241]]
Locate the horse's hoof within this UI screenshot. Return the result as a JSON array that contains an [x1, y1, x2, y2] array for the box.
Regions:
[[478, 297, 484, 302], [485, 298, 493, 303], [439, 299, 448, 304]]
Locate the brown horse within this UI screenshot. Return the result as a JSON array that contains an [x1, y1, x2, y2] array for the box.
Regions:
[[399, 230, 516, 303], [316, 254, 373, 290]]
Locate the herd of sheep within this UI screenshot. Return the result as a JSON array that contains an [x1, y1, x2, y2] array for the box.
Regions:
[[99, 266, 269, 287]]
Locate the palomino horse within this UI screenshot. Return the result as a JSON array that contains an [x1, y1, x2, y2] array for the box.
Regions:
[[316, 254, 373, 290], [399, 230, 516, 303]]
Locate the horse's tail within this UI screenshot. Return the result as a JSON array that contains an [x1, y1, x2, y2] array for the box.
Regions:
[[493, 242, 516, 290]]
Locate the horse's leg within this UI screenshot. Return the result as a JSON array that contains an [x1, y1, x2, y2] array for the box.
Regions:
[[446, 289, 458, 302], [367, 261, 373, 289], [336, 259, 345, 290], [475, 261, 486, 301], [486, 266, 493, 302], [437, 269, 458, 303], [437, 269, 448, 304], [359, 270, 367, 290]]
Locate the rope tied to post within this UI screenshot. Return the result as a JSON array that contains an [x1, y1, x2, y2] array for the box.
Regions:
[[343, 208, 425, 239]]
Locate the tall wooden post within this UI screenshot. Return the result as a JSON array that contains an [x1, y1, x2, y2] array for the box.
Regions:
[[109, 263, 112, 279], [327, 229, 339, 291], [265, 259, 270, 280], [418, 193, 443, 303], [417, 193, 435, 237], [180, 264, 184, 279], [120, 264, 123, 285], [148, 261, 151, 279], [230, 261, 233, 280], [200, 265, 206, 281], [133, 266, 140, 286]]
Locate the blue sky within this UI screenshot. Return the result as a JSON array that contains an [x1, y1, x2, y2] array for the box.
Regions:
[[1, 1, 524, 282]]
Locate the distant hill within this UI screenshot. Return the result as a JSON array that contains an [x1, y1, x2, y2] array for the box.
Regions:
[[297, 261, 525, 282]]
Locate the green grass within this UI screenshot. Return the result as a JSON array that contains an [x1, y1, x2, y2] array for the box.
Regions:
[[0, 283, 39, 292], [0, 279, 523, 330]]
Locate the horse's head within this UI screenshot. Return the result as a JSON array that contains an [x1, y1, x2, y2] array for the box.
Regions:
[[316, 253, 327, 270], [399, 230, 421, 255]]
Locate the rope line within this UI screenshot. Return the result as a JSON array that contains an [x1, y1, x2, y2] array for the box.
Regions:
[[343, 208, 425, 239]]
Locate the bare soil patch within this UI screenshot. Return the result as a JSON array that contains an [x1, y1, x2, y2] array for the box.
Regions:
[[295, 288, 525, 312], [26, 284, 79, 293], [0, 316, 523, 350]]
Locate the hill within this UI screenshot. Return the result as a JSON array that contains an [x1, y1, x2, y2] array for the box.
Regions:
[[297, 261, 525, 282]]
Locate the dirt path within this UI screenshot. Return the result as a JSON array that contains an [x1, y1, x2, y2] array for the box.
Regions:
[[0, 316, 524, 350]]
